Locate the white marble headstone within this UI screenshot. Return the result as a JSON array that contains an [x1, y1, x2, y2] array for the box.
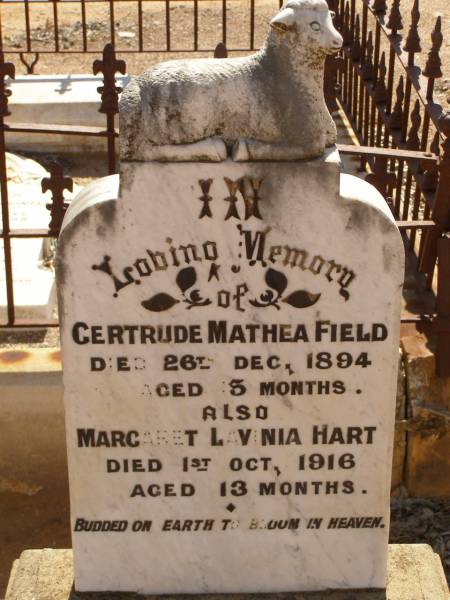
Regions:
[[57, 150, 404, 593]]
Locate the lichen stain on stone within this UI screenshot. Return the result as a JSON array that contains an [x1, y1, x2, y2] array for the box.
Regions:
[[120, 164, 137, 194], [55, 207, 94, 289], [383, 244, 393, 272], [281, 397, 293, 410], [98, 200, 117, 227], [346, 204, 370, 232]]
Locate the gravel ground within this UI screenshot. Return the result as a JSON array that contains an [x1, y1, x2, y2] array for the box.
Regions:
[[390, 497, 450, 584]]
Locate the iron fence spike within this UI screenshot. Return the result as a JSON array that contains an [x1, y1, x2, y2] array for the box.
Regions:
[[362, 31, 374, 80], [42, 163, 73, 237], [351, 14, 361, 62], [387, 0, 403, 32], [404, 0, 421, 55], [372, 0, 387, 14], [406, 99, 422, 150], [92, 43, 126, 116], [389, 75, 405, 129], [438, 111, 450, 160], [374, 52, 388, 104], [423, 16, 443, 80]]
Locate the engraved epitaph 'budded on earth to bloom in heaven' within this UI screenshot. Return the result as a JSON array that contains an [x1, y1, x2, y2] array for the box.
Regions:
[[56, 0, 404, 593]]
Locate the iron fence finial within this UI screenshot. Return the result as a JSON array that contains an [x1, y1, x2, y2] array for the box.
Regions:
[[406, 100, 421, 150], [93, 43, 126, 115], [372, 0, 387, 15], [361, 31, 374, 80], [423, 17, 443, 80], [342, 2, 351, 46], [351, 15, 361, 63], [42, 163, 73, 237], [389, 76, 405, 130], [374, 52, 388, 104], [404, 0, 421, 56], [387, 0, 403, 33]]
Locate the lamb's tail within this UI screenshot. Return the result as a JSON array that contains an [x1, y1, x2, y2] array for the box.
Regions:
[[119, 77, 143, 160]]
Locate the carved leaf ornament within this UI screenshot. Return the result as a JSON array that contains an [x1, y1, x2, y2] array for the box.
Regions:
[[141, 293, 179, 312], [250, 268, 320, 310], [142, 267, 320, 313]]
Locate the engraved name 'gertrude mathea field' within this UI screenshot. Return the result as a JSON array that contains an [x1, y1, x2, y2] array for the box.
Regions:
[[56, 154, 404, 594]]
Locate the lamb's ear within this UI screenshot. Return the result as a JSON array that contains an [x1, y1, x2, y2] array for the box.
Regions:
[[270, 7, 296, 33]]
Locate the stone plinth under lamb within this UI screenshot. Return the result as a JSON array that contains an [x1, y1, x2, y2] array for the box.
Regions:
[[120, 0, 343, 162]]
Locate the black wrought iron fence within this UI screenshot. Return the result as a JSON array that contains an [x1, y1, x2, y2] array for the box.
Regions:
[[0, 0, 285, 73], [325, 0, 450, 376], [0, 0, 449, 376]]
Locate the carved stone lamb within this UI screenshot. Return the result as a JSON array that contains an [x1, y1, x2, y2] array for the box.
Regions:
[[120, 0, 343, 162]]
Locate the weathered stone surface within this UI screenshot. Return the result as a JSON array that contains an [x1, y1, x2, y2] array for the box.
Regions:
[[119, 0, 342, 162], [5, 546, 449, 600], [401, 334, 450, 498], [56, 149, 403, 593]]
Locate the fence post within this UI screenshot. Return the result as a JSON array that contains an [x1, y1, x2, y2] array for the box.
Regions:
[[0, 51, 15, 325], [436, 235, 450, 377], [418, 112, 450, 376], [419, 112, 450, 280], [93, 44, 126, 175]]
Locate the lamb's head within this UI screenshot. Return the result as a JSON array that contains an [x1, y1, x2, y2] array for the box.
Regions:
[[270, 0, 343, 61]]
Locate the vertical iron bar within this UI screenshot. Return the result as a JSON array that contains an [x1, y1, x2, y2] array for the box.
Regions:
[[138, 0, 144, 52], [81, 0, 88, 52], [165, 0, 171, 51], [402, 78, 412, 143], [347, 0, 355, 110], [53, 0, 59, 53], [107, 113, 115, 175], [386, 43, 395, 115], [0, 128, 14, 325], [383, 44, 396, 149], [109, 0, 115, 47], [24, 0, 31, 52], [394, 161, 404, 215], [222, 0, 227, 47], [436, 236, 450, 377], [371, 19, 381, 146], [410, 185, 422, 247], [401, 171, 412, 221], [250, 0, 255, 51], [193, 0, 198, 52]]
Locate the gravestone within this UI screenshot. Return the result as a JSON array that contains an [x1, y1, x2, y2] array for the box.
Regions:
[[56, 0, 404, 594]]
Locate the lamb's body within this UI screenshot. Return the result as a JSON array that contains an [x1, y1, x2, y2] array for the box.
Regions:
[[119, 0, 343, 161]]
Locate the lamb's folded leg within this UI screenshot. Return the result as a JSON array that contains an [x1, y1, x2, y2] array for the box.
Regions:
[[137, 137, 227, 162], [232, 139, 325, 162]]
